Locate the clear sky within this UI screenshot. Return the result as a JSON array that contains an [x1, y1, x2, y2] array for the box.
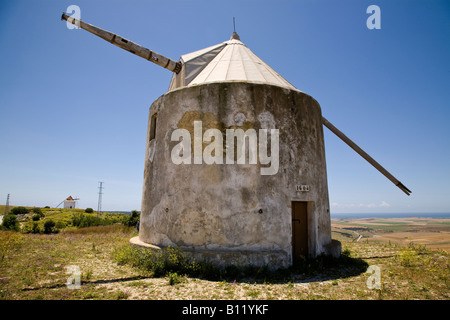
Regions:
[[0, 0, 449, 213]]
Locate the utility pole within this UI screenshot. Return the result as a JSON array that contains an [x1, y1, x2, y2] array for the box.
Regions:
[[4, 194, 10, 215], [97, 182, 104, 216]]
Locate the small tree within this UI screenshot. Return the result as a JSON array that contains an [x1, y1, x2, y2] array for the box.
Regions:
[[43, 220, 56, 234], [2, 214, 20, 231], [84, 208, 94, 213]]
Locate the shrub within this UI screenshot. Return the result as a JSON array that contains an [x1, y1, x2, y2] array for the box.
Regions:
[[1, 214, 20, 231], [124, 210, 140, 227], [114, 290, 129, 300], [55, 221, 67, 229], [85, 208, 94, 213], [31, 222, 41, 234], [72, 213, 100, 228], [399, 249, 415, 266], [32, 214, 41, 221], [168, 272, 184, 285], [32, 207, 43, 216], [43, 220, 56, 234], [10, 207, 29, 215], [71, 212, 118, 228], [112, 245, 219, 279]]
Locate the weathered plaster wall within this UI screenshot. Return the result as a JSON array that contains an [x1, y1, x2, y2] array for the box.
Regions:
[[139, 82, 333, 268]]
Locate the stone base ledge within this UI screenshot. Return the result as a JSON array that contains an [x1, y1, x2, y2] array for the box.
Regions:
[[129, 236, 290, 269], [129, 236, 161, 250], [130, 237, 342, 268]]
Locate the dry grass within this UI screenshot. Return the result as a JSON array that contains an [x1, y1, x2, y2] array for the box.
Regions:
[[0, 222, 449, 300]]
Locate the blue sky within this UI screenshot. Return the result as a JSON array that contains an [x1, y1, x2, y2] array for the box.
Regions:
[[0, 0, 449, 213]]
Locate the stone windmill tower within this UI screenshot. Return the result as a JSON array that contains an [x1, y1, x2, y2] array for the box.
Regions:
[[62, 14, 411, 268]]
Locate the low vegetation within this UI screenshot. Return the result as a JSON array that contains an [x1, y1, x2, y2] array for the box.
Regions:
[[0, 205, 139, 234], [0, 216, 448, 300]]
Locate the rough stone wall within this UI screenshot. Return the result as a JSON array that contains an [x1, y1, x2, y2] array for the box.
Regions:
[[139, 82, 332, 267]]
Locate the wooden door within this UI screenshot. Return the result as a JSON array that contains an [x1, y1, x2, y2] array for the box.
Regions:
[[292, 201, 308, 262]]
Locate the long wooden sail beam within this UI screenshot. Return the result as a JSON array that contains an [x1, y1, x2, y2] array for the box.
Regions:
[[322, 117, 411, 196], [61, 13, 182, 73]]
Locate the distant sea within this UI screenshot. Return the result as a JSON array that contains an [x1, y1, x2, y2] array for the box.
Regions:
[[108, 211, 133, 215], [331, 212, 450, 219]]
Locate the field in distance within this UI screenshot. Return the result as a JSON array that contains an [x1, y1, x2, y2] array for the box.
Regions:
[[331, 217, 450, 252]]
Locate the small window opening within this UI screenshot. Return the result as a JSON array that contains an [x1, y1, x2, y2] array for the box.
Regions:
[[150, 114, 157, 141]]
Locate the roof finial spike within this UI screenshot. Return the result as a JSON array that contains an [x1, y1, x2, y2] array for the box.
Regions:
[[230, 16, 240, 40]]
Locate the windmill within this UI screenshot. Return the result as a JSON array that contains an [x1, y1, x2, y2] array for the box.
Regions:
[[56, 196, 80, 209], [61, 13, 410, 268]]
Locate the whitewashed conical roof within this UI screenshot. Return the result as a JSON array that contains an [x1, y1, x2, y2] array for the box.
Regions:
[[168, 32, 296, 91]]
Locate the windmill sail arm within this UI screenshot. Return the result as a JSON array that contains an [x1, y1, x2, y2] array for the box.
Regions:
[[322, 116, 411, 196], [61, 13, 182, 73], [55, 200, 64, 208]]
